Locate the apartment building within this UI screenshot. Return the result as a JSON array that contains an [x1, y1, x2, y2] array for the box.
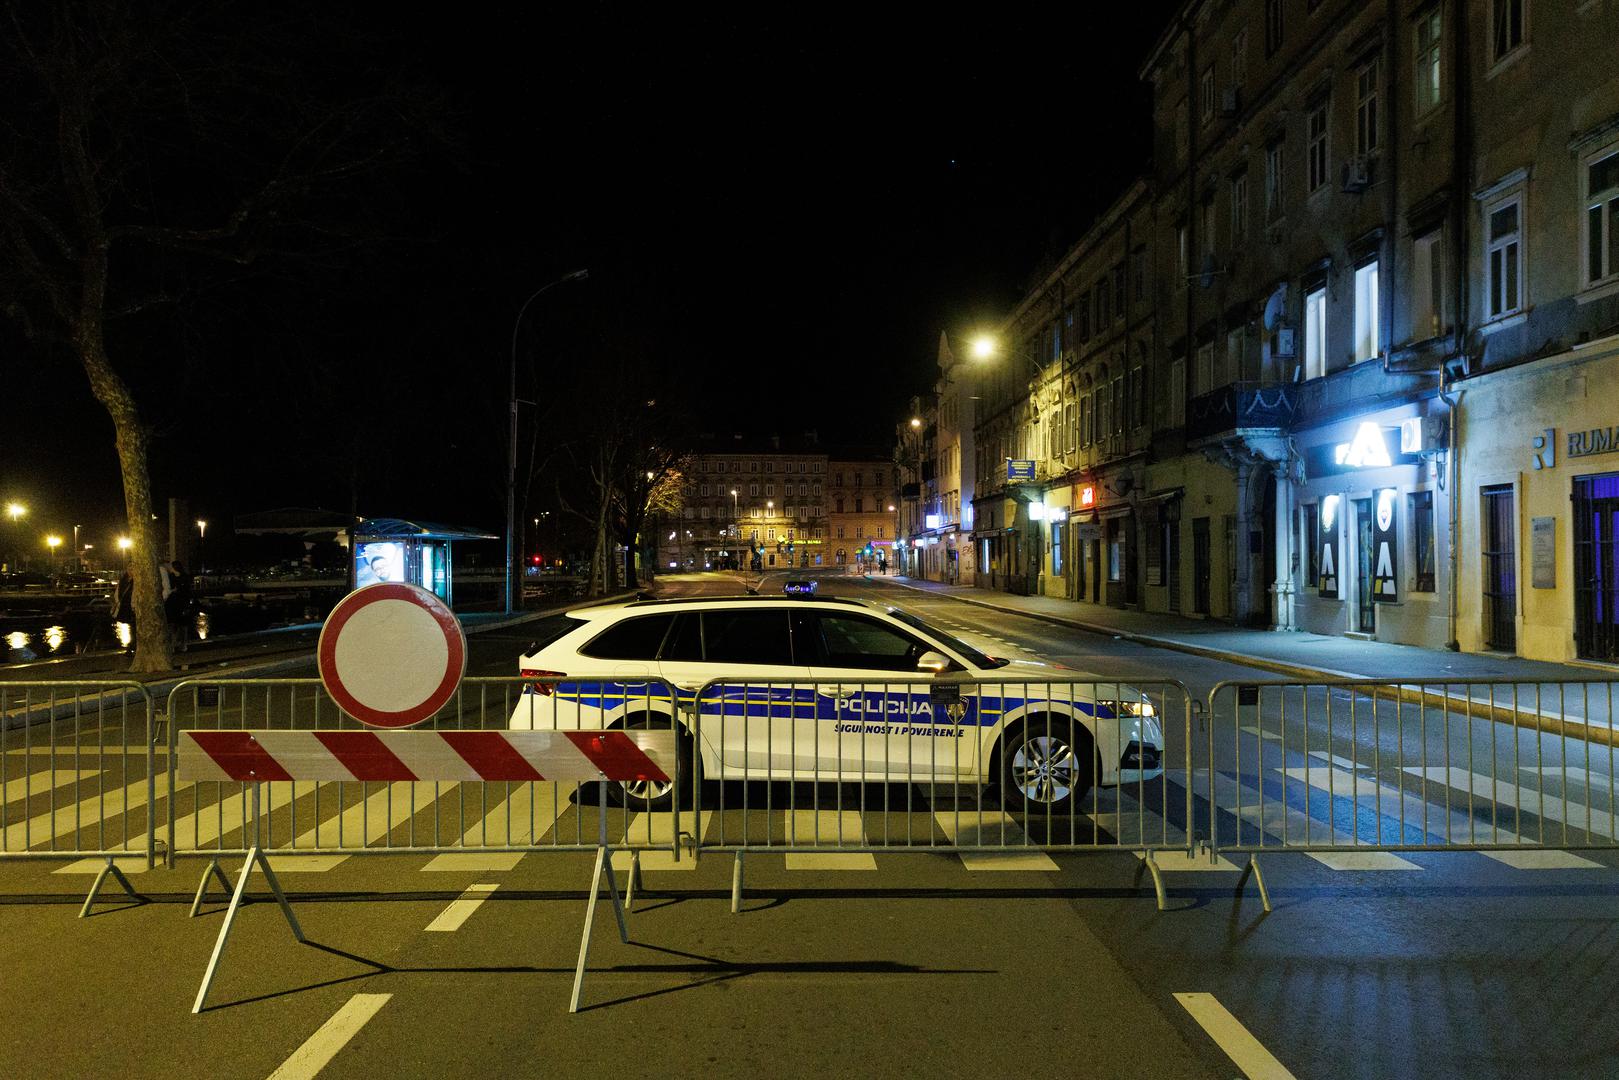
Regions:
[[659, 434, 828, 571], [827, 455, 901, 568]]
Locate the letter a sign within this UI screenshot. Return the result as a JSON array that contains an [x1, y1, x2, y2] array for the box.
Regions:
[[1319, 531, 1340, 598], [1372, 489, 1399, 602]]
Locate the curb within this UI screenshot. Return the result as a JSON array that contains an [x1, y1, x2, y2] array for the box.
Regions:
[[880, 578, 1619, 748]]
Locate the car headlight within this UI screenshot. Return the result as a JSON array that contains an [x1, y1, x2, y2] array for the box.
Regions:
[[1103, 699, 1155, 718]]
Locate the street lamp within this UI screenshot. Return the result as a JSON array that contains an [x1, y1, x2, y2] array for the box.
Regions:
[[45, 534, 61, 569], [970, 334, 998, 361], [507, 268, 589, 613]]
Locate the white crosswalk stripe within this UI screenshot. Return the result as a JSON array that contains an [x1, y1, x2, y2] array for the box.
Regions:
[[2, 769, 102, 803], [290, 780, 459, 850]]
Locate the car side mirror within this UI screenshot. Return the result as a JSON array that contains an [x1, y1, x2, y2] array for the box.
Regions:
[[916, 650, 951, 673]]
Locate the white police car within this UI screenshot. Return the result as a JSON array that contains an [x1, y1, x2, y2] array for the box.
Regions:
[[510, 596, 1164, 812]]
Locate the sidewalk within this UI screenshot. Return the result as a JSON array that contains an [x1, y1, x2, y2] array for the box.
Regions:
[[880, 575, 1619, 737]]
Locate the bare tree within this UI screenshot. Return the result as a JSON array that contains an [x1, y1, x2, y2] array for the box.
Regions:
[[0, 4, 439, 670]]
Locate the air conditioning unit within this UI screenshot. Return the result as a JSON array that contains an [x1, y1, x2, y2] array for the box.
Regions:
[[1220, 87, 1240, 116], [1341, 154, 1372, 193], [1399, 415, 1447, 454]]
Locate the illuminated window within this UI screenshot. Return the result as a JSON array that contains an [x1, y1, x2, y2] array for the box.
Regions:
[[1265, 140, 1285, 219], [1491, 0, 1525, 64], [1412, 229, 1445, 340], [1353, 260, 1380, 363], [1304, 284, 1327, 380], [1356, 58, 1379, 156]]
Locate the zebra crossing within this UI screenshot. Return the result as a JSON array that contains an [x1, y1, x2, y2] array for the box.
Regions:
[[4, 746, 1617, 875]]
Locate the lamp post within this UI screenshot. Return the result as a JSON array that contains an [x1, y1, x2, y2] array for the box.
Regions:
[[730, 489, 739, 568], [8, 502, 27, 570], [45, 534, 62, 571], [507, 269, 588, 613]]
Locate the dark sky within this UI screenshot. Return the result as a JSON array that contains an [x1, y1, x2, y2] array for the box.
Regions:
[[3, 5, 1176, 552]]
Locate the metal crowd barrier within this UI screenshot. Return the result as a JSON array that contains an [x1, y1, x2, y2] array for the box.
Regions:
[[1204, 677, 1619, 909], [164, 676, 686, 874], [1, 681, 156, 867], [682, 675, 1195, 910]]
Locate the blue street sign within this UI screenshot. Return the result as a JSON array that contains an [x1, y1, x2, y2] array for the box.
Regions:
[[1007, 459, 1036, 480]]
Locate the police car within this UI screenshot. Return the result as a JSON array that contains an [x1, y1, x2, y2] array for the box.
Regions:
[[509, 595, 1164, 812]]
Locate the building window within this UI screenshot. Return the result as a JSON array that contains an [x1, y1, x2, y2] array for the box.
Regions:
[[1304, 284, 1327, 380], [1231, 171, 1248, 241], [1200, 66, 1216, 124], [1486, 195, 1523, 319], [1303, 503, 1320, 584], [1131, 365, 1146, 428], [1231, 29, 1247, 88], [836, 525, 845, 539], [1200, 196, 1216, 261], [1409, 490, 1436, 592], [1080, 395, 1092, 447], [1098, 276, 1111, 325], [1265, 141, 1285, 219], [1413, 9, 1442, 114], [812, 527, 823, 539], [1584, 145, 1619, 288], [1065, 402, 1076, 453], [835, 497, 844, 513], [854, 497, 863, 513], [1131, 246, 1147, 301], [1114, 264, 1127, 317], [1307, 103, 1329, 192], [1168, 357, 1186, 426], [1491, 0, 1525, 65], [1353, 259, 1380, 363], [1412, 228, 1445, 340], [1265, 0, 1283, 56], [1112, 375, 1125, 436], [749, 482, 760, 496], [1356, 58, 1379, 157], [1225, 326, 1245, 385], [1176, 223, 1189, 280], [1078, 291, 1090, 340], [1194, 340, 1214, 396], [1097, 383, 1111, 444], [765, 483, 775, 497]]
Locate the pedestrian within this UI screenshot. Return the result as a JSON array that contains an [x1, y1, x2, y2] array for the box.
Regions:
[[165, 560, 193, 650], [878, 554, 887, 575], [115, 570, 134, 624]]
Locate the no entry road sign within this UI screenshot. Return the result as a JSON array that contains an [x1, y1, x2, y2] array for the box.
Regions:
[[316, 582, 467, 729]]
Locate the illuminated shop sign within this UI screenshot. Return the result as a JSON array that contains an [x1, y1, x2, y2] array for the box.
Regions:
[[1318, 495, 1340, 598], [924, 514, 942, 529], [1307, 423, 1418, 478], [1078, 485, 1096, 508]]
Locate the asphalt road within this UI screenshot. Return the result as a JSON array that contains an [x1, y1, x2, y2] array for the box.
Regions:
[[4, 569, 1619, 1078]]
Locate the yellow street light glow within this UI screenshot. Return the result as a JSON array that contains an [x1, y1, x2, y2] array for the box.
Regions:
[[45, 535, 62, 550], [970, 335, 998, 360], [117, 536, 133, 551], [5, 502, 25, 522], [910, 417, 922, 429]]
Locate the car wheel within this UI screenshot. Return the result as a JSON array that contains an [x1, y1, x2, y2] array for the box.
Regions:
[[612, 713, 697, 812], [998, 716, 1095, 814]]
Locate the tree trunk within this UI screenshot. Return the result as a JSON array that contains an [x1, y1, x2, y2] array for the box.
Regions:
[[74, 247, 173, 672], [622, 539, 637, 590]]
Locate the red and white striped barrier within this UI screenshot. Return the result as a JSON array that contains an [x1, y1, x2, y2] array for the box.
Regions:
[[176, 729, 674, 784]]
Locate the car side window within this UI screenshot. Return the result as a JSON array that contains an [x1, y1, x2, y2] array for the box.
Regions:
[[700, 611, 794, 666], [578, 614, 674, 660], [659, 613, 704, 661], [813, 614, 928, 672]]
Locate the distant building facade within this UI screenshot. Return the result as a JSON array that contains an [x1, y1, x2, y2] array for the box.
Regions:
[[658, 434, 828, 572], [827, 456, 900, 568]]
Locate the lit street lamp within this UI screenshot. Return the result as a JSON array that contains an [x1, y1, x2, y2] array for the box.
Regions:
[[507, 268, 589, 613], [45, 534, 62, 569], [6, 502, 26, 570]]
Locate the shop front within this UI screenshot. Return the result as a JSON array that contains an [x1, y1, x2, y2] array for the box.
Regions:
[[1291, 405, 1450, 649], [1454, 337, 1619, 662]]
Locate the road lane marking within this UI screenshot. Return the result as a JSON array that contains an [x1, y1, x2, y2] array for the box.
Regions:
[[932, 809, 1059, 871], [423, 852, 523, 872], [1401, 766, 1617, 842], [785, 852, 878, 870], [249, 855, 349, 873], [456, 779, 567, 849], [1479, 849, 1603, 870], [1239, 725, 1283, 741], [3, 769, 102, 802], [1174, 992, 1297, 1080], [1191, 769, 1418, 867], [783, 810, 876, 868], [53, 856, 148, 875], [267, 993, 391, 1080], [290, 780, 458, 850], [1306, 851, 1420, 871], [5, 770, 188, 852], [425, 883, 499, 932]]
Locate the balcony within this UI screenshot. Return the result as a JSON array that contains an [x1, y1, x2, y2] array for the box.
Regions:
[[1185, 382, 1296, 442]]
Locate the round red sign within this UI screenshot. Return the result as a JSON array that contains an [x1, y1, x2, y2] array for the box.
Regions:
[[316, 583, 467, 729]]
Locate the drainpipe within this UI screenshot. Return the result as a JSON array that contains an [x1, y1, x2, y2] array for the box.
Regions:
[[1441, 362, 1462, 650], [1442, 0, 1471, 653]]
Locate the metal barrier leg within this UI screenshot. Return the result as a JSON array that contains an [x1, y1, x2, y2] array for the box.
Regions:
[[191, 847, 257, 1013], [189, 858, 233, 918], [79, 857, 140, 918], [1143, 851, 1168, 912], [255, 850, 305, 943], [731, 851, 744, 915], [1248, 854, 1272, 914], [625, 850, 642, 911], [570, 777, 631, 1015]]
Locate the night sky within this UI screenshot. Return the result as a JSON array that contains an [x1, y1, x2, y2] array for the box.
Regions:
[[2, 5, 1175, 551]]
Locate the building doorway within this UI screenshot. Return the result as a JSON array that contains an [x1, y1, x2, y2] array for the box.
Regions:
[[1573, 474, 1619, 661], [1166, 519, 1182, 613], [1192, 517, 1210, 615], [1481, 484, 1517, 651], [1354, 497, 1375, 633]]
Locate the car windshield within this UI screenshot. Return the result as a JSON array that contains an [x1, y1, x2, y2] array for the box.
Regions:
[[886, 609, 1009, 669]]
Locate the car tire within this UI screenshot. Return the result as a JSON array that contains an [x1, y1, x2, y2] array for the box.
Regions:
[[997, 715, 1095, 814], [611, 712, 697, 813]]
